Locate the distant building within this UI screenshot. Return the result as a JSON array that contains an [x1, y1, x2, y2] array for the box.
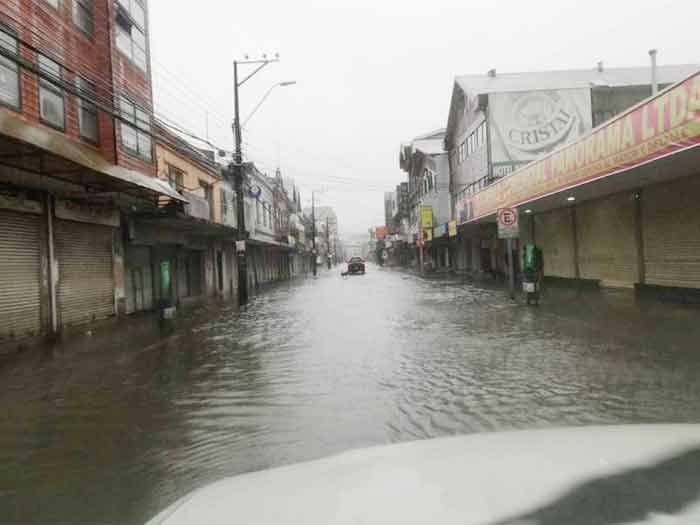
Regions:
[[384, 192, 397, 233], [398, 129, 451, 268]]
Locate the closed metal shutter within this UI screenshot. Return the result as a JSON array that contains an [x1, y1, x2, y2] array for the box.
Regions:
[[576, 192, 638, 287], [55, 220, 115, 327], [643, 175, 700, 289], [0, 210, 41, 340], [535, 207, 576, 278], [125, 245, 153, 314]]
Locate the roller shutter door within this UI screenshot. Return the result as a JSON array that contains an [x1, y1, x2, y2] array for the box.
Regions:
[[576, 192, 638, 287], [0, 210, 41, 340], [55, 220, 115, 327], [534, 207, 576, 278], [643, 175, 700, 289]]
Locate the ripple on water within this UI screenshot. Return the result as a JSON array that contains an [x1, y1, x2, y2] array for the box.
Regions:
[[4, 270, 700, 524]]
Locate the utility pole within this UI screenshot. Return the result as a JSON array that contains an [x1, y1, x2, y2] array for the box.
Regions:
[[233, 60, 248, 306], [326, 216, 331, 269], [506, 238, 515, 300], [311, 192, 317, 277], [231, 55, 280, 306]]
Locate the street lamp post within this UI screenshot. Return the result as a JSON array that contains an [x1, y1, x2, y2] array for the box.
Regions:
[[231, 56, 294, 306], [311, 192, 317, 277]]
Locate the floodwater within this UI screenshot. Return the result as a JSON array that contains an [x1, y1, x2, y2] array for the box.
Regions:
[[2, 265, 700, 524]]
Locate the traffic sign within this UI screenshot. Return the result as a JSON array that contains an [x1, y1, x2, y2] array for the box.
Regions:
[[498, 207, 519, 239]]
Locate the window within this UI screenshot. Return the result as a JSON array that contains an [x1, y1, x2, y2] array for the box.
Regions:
[[73, 0, 94, 36], [0, 26, 20, 109], [167, 164, 184, 190], [118, 0, 146, 27], [220, 189, 228, 217], [116, 0, 147, 71], [76, 77, 98, 142], [256, 200, 261, 224], [119, 95, 151, 160], [43, 0, 60, 8], [199, 180, 212, 205], [38, 55, 64, 129], [593, 110, 614, 127]]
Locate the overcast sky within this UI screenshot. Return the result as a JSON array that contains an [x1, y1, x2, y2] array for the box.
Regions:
[[148, 0, 699, 238]]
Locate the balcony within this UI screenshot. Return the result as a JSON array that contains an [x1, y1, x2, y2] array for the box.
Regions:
[[182, 190, 211, 221]]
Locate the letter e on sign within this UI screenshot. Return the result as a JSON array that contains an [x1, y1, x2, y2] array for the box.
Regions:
[[498, 207, 519, 239]]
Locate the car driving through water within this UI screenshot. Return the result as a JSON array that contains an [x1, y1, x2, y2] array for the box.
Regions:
[[345, 257, 366, 275]]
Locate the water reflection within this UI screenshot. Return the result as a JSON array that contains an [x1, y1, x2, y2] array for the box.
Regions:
[[2, 266, 700, 523]]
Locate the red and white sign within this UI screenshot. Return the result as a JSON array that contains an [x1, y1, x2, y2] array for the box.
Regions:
[[498, 207, 519, 239]]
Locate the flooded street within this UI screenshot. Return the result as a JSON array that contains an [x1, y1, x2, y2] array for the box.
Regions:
[[3, 265, 700, 524]]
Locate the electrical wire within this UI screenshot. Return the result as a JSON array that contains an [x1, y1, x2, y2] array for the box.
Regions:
[[3, 4, 399, 207]]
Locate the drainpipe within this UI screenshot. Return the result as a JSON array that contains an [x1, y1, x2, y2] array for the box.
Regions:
[[649, 49, 658, 95]]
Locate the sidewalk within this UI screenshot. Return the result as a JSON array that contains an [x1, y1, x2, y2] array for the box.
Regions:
[[0, 300, 233, 365]]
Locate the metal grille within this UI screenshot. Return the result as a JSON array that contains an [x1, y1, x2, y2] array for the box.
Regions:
[[0, 210, 41, 340], [576, 192, 638, 288], [534, 207, 576, 279], [55, 220, 115, 328], [643, 175, 700, 289]]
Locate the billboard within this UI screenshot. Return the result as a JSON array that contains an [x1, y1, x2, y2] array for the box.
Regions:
[[489, 88, 593, 177]]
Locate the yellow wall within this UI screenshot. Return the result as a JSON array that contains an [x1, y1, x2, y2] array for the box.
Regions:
[[155, 143, 222, 223]]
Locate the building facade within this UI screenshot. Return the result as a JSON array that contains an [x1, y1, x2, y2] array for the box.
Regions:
[[455, 69, 700, 296], [445, 64, 700, 276], [0, 0, 189, 345], [398, 129, 451, 269], [0, 1, 311, 348]]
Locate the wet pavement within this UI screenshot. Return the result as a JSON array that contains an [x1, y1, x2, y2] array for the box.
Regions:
[[2, 265, 700, 524]]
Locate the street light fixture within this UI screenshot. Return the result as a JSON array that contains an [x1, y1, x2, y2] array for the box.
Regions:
[[242, 80, 297, 127]]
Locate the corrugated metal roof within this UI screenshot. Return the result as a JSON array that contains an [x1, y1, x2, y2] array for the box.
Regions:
[[0, 110, 185, 202], [456, 64, 700, 95]]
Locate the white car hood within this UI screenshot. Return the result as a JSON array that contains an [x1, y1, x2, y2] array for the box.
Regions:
[[147, 425, 700, 525]]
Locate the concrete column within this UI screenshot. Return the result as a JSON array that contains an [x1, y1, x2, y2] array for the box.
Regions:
[[634, 190, 646, 285], [471, 237, 481, 272], [570, 206, 581, 280], [42, 192, 57, 334], [113, 225, 127, 316]]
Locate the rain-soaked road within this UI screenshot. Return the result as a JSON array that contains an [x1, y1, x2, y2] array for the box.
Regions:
[[2, 264, 700, 523]]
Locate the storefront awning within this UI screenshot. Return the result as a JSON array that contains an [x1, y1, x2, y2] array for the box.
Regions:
[[0, 111, 185, 202]]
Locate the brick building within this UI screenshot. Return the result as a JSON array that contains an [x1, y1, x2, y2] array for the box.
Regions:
[[0, 0, 181, 345]]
